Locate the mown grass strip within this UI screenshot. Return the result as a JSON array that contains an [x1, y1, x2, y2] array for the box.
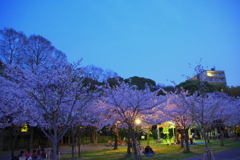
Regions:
[[58, 139, 240, 160]]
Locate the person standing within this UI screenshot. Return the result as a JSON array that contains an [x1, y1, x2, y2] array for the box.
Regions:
[[189, 133, 193, 144], [128, 139, 132, 153]]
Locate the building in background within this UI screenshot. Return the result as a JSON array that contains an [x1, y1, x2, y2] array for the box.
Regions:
[[191, 67, 227, 86]]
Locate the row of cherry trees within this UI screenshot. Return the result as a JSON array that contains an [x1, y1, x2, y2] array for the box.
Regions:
[[1, 59, 239, 160], [163, 88, 240, 151], [0, 58, 167, 160], [1, 29, 239, 160]]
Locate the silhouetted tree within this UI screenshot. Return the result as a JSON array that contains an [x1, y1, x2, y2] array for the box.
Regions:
[[124, 76, 157, 91], [0, 28, 27, 66]]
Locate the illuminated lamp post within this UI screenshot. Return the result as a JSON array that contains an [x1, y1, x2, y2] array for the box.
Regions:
[[135, 119, 142, 145], [135, 119, 141, 125]]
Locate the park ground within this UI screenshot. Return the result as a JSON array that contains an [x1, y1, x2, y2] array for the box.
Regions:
[[0, 139, 240, 160]]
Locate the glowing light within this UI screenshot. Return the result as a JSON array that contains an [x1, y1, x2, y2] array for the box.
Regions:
[[207, 72, 212, 76], [21, 123, 28, 132], [135, 119, 141, 125]]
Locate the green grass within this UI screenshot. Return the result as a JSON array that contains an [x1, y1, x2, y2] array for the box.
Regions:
[[57, 139, 240, 160]]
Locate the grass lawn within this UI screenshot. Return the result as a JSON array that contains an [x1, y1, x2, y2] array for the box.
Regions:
[[58, 139, 240, 160]]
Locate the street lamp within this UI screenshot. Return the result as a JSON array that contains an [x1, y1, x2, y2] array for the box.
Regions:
[[135, 119, 142, 144], [135, 119, 141, 125]]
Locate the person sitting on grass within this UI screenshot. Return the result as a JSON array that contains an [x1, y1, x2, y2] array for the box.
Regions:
[[144, 146, 155, 155], [167, 142, 175, 145], [25, 149, 30, 159], [39, 148, 47, 159], [17, 150, 24, 159], [32, 149, 38, 160]]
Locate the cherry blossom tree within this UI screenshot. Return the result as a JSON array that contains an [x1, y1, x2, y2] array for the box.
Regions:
[[184, 91, 232, 149], [180, 60, 235, 149], [163, 89, 194, 151], [0, 76, 29, 156], [98, 80, 167, 160], [0, 78, 22, 128], [65, 98, 108, 160], [210, 92, 234, 146], [223, 98, 240, 141], [92, 102, 128, 150], [4, 59, 94, 160]]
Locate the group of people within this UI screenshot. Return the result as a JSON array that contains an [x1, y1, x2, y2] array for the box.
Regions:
[[180, 133, 194, 144], [17, 148, 47, 160]]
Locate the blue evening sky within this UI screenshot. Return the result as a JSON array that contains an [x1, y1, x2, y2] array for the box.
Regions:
[[1, 0, 240, 86]]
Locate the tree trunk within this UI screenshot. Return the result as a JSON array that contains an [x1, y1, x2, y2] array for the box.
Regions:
[[113, 128, 119, 150], [180, 130, 184, 148], [90, 127, 98, 144], [51, 118, 59, 160], [68, 136, 71, 144], [214, 127, 218, 139], [71, 128, 75, 160], [202, 130, 209, 150], [29, 126, 34, 149], [220, 130, 224, 146], [233, 127, 239, 141], [11, 126, 19, 158], [227, 127, 231, 138], [207, 131, 210, 143], [127, 126, 131, 154], [131, 126, 140, 160], [0, 128, 5, 152], [146, 129, 150, 146], [176, 132, 180, 144], [52, 127, 58, 160], [184, 129, 190, 152], [77, 135, 81, 158], [52, 140, 58, 160]]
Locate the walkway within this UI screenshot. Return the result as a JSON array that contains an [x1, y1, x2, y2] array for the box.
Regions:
[[181, 147, 240, 160]]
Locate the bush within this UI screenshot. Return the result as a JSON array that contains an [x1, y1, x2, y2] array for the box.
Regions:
[[98, 136, 112, 143], [149, 136, 154, 140]]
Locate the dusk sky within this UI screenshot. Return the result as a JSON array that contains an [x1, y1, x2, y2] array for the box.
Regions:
[[1, 0, 240, 86]]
